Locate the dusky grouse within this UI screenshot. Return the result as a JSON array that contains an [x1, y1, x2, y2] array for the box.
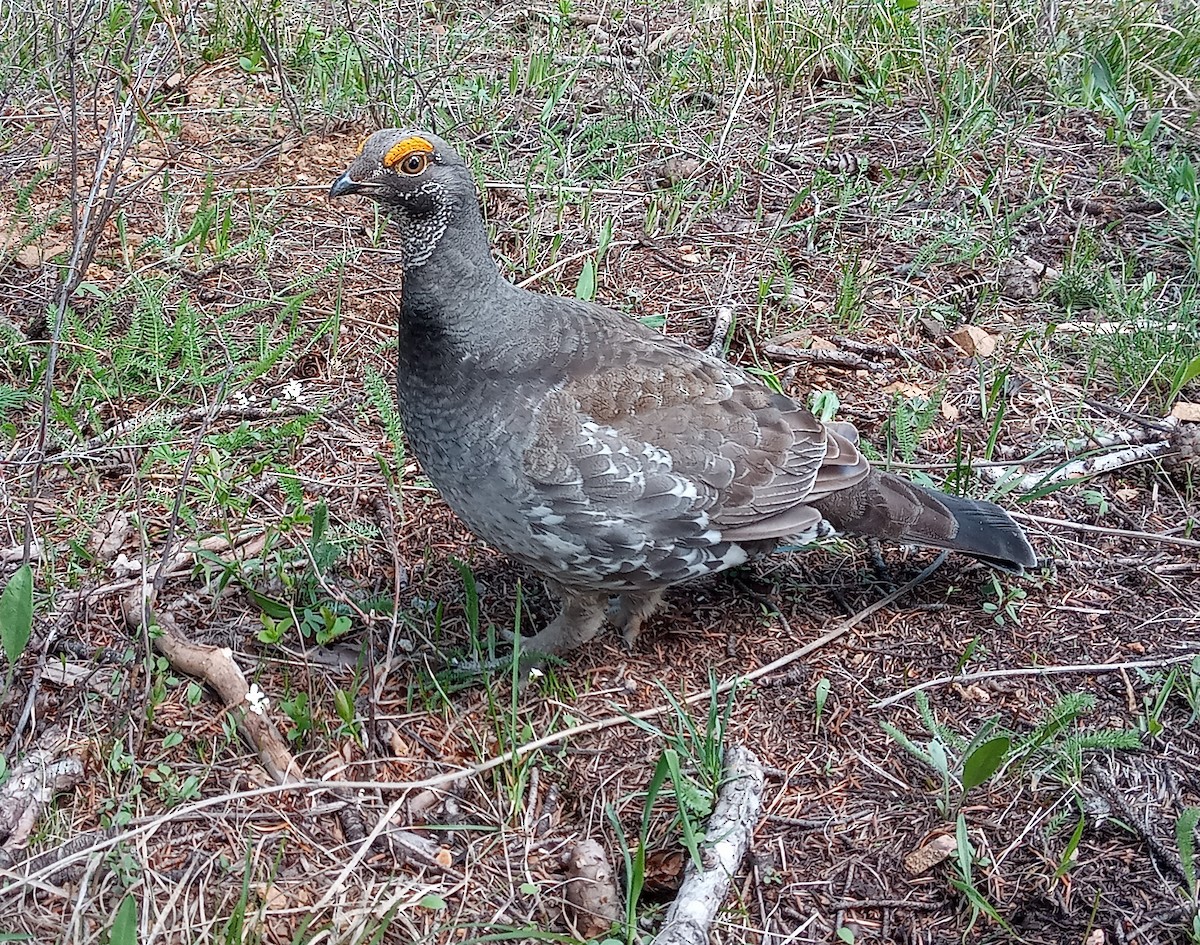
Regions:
[[330, 129, 1036, 664]]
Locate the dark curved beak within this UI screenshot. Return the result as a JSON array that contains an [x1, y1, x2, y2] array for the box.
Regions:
[[329, 170, 365, 199]]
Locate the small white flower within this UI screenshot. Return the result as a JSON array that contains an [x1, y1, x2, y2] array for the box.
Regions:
[[283, 379, 304, 403], [246, 684, 270, 715], [527, 666, 544, 681]]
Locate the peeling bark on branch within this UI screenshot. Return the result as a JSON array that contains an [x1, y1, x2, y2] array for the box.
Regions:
[[763, 344, 886, 372], [980, 416, 1196, 490], [0, 727, 86, 863], [654, 745, 765, 945]]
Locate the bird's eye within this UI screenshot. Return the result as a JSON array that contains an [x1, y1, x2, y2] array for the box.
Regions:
[[400, 153, 428, 175]]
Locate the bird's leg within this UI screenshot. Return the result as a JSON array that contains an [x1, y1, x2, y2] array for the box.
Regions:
[[451, 590, 608, 682], [516, 590, 610, 659], [865, 536, 896, 587], [611, 589, 666, 649]]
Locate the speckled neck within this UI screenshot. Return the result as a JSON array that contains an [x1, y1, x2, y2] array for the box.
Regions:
[[395, 186, 523, 361]]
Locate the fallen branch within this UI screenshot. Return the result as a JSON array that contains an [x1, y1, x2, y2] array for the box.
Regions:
[[830, 336, 915, 360], [45, 530, 266, 608], [115, 385, 301, 785], [0, 727, 86, 860], [132, 605, 301, 785], [995, 416, 1177, 458], [979, 439, 1177, 490], [763, 344, 886, 372], [654, 746, 765, 945], [14, 399, 320, 467], [335, 800, 462, 878], [981, 415, 1194, 489]]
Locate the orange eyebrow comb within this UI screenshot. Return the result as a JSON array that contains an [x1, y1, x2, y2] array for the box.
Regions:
[[382, 136, 435, 168]]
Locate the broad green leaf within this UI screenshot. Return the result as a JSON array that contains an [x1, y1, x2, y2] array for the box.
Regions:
[[108, 894, 137, 945], [962, 736, 1011, 792], [814, 677, 831, 716], [575, 257, 596, 301], [0, 563, 33, 666]]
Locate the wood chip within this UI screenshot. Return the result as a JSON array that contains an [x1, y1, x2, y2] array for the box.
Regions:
[[1170, 401, 1200, 422], [903, 834, 956, 875], [881, 381, 927, 397]]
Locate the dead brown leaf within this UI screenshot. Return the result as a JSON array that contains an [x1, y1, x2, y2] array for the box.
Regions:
[[948, 324, 998, 357]]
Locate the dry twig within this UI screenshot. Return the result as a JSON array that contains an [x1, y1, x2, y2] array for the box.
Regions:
[[872, 651, 1200, 710], [981, 416, 1185, 490], [138, 608, 301, 784]]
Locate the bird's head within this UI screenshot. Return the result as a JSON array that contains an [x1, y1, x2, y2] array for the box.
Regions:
[[330, 129, 475, 268]]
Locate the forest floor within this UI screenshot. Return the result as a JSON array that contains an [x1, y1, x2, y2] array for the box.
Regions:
[[2, 1, 1200, 943]]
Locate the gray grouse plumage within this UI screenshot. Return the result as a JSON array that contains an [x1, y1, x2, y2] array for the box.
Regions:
[[330, 129, 1036, 661]]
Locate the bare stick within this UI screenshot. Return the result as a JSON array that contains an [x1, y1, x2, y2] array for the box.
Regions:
[[134, 608, 301, 784], [1012, 512, 1200, 551], [517, 240, 637, 289], [654, 746, 765, 945], [872, 651, 1200, 710], [995, 416, 1177, 458], [17, 398, 319, 466]]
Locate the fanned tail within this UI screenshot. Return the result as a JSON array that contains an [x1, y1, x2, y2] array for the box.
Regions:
[[810, 470, 1036, 573]]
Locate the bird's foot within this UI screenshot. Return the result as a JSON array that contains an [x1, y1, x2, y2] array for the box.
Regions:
[[611, 589, 666, 650]]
